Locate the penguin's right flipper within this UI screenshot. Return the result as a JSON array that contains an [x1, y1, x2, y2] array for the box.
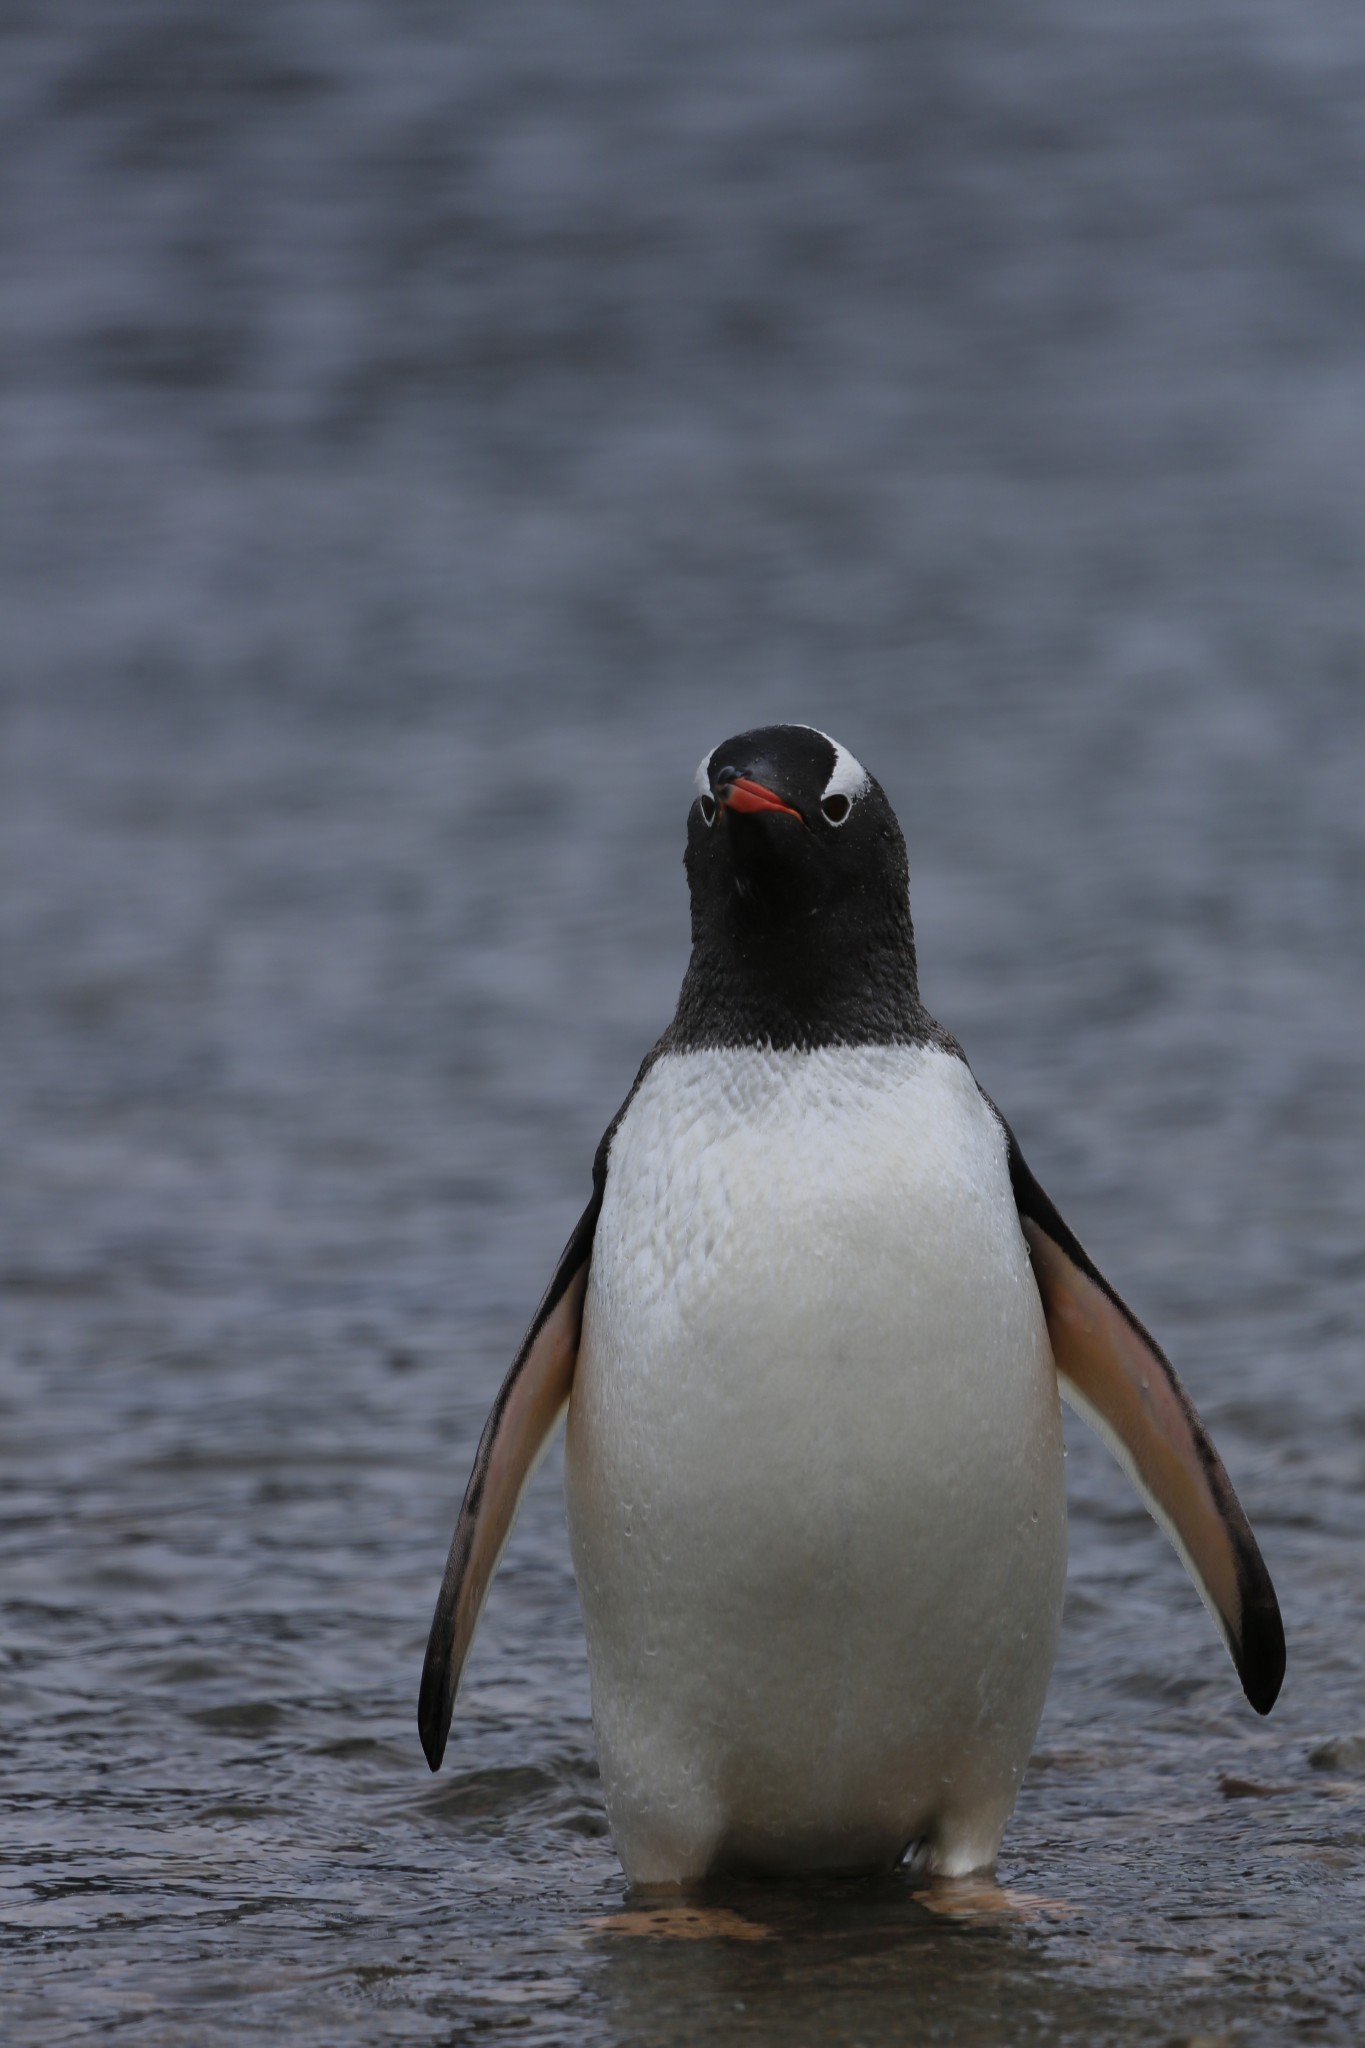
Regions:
[[1004, 1123, 1285, 1717], [418, 1197, 598, 1771]]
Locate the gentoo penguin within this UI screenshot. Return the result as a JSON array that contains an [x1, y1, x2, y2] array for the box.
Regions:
[[419, 725, 1284, 1885]]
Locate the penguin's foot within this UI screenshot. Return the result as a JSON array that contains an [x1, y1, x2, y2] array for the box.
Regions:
[[587, 1900, 771, 1942], [915, 1875, 1078, 1922]]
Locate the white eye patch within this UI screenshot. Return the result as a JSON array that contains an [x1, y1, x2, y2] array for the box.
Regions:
[[693, 729, 869, 814], [803, 727, 870, 805]]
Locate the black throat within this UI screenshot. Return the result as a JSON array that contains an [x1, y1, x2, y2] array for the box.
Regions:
[[666, 855, 940, 1053]]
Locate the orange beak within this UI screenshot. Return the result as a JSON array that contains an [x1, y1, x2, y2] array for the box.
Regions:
[[716, 775, 806, 826]]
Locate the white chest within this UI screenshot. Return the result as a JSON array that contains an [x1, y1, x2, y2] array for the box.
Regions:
[[582, 1044, 1042, 1458], [564, 1042, 1067, 1882]]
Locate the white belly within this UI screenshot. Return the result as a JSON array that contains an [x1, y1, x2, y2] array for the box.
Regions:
[[564, 1043, 1066, 1884]]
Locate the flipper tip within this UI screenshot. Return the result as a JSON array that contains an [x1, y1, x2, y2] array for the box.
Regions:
[[1237, 1594, 1286, 1717], [418, 1649, 453, 1771]]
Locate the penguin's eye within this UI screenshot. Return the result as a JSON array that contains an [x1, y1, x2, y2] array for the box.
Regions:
[[820, 792, 852, 826], [698, 792, 717, 827]]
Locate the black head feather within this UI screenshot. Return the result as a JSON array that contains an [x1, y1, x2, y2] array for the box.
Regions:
[[669, 725, 944, 1052]]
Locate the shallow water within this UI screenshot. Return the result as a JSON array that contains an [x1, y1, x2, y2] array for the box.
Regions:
[[4, 1, 1365, 2040]]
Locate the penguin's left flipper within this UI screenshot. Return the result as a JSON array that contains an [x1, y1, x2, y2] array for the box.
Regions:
[[1006, 1126, 1285, 1716], [418, 1194, 599, 1771]]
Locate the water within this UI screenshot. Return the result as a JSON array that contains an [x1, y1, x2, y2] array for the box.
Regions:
[[4, 1, 1365, 2039]]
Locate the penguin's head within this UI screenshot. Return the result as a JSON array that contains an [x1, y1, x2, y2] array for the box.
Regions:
[[678, 726, 922, 1047], [687, 725, 906, 928]]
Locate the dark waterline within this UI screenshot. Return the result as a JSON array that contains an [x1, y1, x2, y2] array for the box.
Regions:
[[4, 1, 1365, 2040]]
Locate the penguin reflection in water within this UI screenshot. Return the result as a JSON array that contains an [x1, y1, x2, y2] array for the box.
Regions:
[[419, 726, 1284, 1886]]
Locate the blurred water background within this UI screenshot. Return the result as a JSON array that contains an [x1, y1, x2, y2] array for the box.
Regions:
[[4, 1, 1365, 2040]]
